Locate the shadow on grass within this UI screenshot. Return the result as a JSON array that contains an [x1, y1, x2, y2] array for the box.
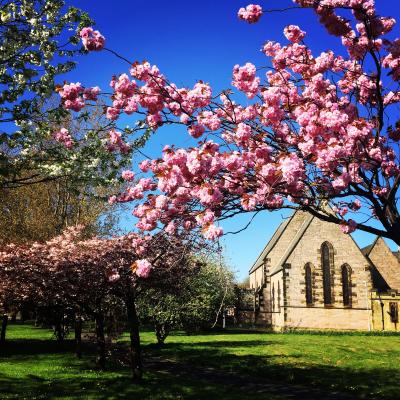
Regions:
[[0, 339, 75, 357], [147, 340, 281, 348], [143, 340, 399, 400], [0, 372, 239, 400], [1, 331, 398, 400]]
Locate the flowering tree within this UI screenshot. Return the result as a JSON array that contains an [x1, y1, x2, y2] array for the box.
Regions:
[[0, 1, 138, 189], [61, 0, 400, 246], [0, 226, 199, 377]]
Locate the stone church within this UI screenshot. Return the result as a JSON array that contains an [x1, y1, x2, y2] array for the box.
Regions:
[[248, 210, 400, 331]]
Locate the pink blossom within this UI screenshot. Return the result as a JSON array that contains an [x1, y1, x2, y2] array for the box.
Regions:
[[165, 221, 176, 234], [134, 259, 152, 278], [351, 199, 362, 211], [108, 195, 117, 205], [121, 170, 135, 181], [83, 86, 101, 101], [202, 224, 223, 240], [188, 124, 205, 138], [139, 160, 152, 172], [340, 219, 357, 234], [235, 123, 252, 142], [332, 172, 351, 192], [80, 27, 105, 51], [232, 63, 260, 98], [197, 111, 221, 131], [53, 128, 73, 149], [59, 82, 86, 111], [238, 4, 263, 24], [283, 25, 306, 43], [106, 107, 120, 120]]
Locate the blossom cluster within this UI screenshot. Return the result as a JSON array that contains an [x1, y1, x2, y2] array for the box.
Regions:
[[80, 27, 105, 51], [237, 4, 263, 23], [53, 128, 73, 149], [58, 82, 100, 112]]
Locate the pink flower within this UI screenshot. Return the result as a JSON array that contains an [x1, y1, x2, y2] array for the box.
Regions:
[[106, 107, 120, 120], [232, 63, 260, 98], [203, 224, 223, 240], [332, 172, 351, 192], [80, 27, 105, 51], [134, 259, 152, 278], [238, 4, 263, 24], [236, 123, 252, 142], [340, 219, 357, 234], [59, 82, 86, 111], [121, 170, 135, 181], [351, 199, 362, 211], [283, 25, 306, 43], [108, 195, 117, 205], [188, 124, 205, 138], [53, 128, 73, 149], [83, 86, 101, 101]]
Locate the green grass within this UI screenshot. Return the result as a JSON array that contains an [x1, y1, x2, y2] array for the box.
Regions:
[[1, 324, 400, 399]]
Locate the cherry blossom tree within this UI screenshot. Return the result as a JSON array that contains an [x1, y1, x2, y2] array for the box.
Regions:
[[60, 0, 400, 246], [0, 225, 200, 377]]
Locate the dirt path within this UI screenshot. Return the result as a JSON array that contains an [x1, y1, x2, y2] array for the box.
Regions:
[[145, 356, 355, 400]]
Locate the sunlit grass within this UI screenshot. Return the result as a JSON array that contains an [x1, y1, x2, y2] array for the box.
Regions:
[[1, 324, 399, 399]]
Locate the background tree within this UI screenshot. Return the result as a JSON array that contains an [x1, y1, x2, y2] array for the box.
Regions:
[[0, 1, 138, 189], [0, 226, 202, 379], [138, 257, 236, 343], [0, 175, 121, 244]]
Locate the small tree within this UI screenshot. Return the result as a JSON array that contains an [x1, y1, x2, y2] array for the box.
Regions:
[[138, 257, 236, 343]]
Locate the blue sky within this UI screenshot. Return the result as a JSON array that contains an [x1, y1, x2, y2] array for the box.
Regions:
[[64, 1, 400, 281]]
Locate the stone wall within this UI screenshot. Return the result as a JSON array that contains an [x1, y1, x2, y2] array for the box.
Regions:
[[371, 290, 400, 331], [249, 212, 309, 289], [283, 216, 372, 330]]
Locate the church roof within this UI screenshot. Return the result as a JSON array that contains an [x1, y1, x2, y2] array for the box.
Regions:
[[360, 236, 400, 290], [249, 211, 314, 275], [361, 244, 374, 256], [248, 215, 293, 274], [249, 210, 398, 291], [268, 213, 314, 276]]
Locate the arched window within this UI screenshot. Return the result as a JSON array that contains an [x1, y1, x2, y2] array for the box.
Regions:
[[321, 242, 333, 305], [305, 263, 313, 305], [341, 264, 352, 307]]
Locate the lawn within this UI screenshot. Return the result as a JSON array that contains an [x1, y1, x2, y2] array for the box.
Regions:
[[1, 324, 399, 399]]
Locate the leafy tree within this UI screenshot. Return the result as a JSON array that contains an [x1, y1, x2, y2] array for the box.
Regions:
[[138, 257, 236, 344], [0, 1, 135, 189], [0, 175, 121, 244]]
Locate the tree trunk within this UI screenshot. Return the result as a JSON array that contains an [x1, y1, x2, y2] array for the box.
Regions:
[[54, 320, 64, 343], [126, 296, 143, 380], [155, 323, 169, 345], [1, 314, 8, 344], [95, 313, 106, 370], [75, 315, 82, 359]]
